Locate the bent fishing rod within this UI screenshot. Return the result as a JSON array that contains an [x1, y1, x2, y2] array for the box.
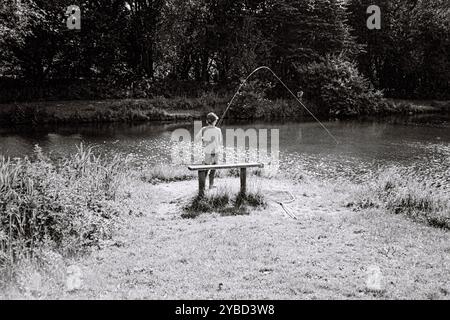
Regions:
[[217, 66, 339, 144]]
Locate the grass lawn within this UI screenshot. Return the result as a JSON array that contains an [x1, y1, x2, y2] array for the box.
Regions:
[[3, 176, 448, 300]]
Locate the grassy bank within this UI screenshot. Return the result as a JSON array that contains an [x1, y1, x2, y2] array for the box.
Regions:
[[0, 99, 197, 125], [1, 148, 448, 299], [0, 95, 307, 125], [383, 99, 450, 114], [347, 168, 449, 229], [1, 96, 447, 126]]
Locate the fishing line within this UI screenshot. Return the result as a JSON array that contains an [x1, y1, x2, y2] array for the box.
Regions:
[[270, 189, 298, 220], [217, 66, 339, 144], [216, 66, 339, 220]]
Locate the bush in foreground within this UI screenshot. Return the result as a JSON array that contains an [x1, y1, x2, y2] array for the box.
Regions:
[[0, 144, 129, 281]]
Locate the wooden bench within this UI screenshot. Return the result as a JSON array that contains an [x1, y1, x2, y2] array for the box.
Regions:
[[188, 162, 264, 197]]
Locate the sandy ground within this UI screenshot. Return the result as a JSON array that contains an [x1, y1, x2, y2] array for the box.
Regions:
[[9, 176, 447, 300]]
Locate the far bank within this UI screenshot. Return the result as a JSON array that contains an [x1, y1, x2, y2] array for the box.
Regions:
[[0, 97, 449, 126]]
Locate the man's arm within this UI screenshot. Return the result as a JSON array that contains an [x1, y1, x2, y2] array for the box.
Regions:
[[194, 127, 203, 143]]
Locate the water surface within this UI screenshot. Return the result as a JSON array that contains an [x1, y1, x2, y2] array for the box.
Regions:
[[1, 114, 449, 183]]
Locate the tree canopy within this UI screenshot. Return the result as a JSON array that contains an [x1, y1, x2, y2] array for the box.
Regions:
[[1, 0, 449, 99]]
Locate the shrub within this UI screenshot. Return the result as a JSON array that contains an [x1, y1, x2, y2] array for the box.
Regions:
[[0, 144, 129, 279], [296, 55, 384, 116], [226, 80, 278, 119], [7, 104, 49, 125], [349, 168, 450, 229]]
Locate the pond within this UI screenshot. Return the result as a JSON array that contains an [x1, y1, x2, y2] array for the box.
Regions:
[[1, 114, 449, 184]]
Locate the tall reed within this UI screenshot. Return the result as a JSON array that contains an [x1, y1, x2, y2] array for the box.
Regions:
[[349, 168, 450, 229], [0, 144, 130, 280]]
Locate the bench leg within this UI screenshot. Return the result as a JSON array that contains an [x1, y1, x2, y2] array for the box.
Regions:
[[198, 170, 207, 197], [240, 168, 247, 195]]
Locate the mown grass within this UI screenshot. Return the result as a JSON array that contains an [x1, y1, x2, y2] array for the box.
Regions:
[[0, 144, 130, 284], [348, 168, 449, 229]]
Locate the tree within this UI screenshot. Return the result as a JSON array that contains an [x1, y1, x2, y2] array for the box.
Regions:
[[124, 0, 164, 77], [263, 0, 361, 81], [0, 0, 45, 78], [348, 0, 450, 98]]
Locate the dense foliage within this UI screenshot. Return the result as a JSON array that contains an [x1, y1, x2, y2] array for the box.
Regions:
[[0, 145, 129, 274], [297, 55, 384, 116], [348, 0, 450, 99], [1, 0, 449, 105]]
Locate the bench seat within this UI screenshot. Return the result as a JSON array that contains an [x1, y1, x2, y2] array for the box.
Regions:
[[187, 162, 264, 197], [188, 162, 264, 171]]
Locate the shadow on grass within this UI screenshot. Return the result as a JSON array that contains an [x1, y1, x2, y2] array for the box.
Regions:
[[182, 189, 267, 219]]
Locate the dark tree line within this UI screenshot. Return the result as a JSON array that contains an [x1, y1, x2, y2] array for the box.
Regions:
[[348, 0, 450, 98], [1, 0, 449, 100]]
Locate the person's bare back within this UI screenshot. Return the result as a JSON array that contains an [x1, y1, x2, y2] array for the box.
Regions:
[[194, 113, 223, 188]]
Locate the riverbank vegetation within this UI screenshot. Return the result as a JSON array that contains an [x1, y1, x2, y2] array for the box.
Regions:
[[0, 99, 194, 125], [1, 96, 447, 125], [0, 145, 129, 284], [1, 0, 449, 121], [348, 168, 450, 230]]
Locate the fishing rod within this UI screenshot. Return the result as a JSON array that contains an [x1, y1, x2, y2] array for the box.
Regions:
[[217, 66, 339, 144]]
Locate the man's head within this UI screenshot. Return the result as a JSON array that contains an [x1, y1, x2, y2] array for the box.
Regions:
[[206, 112, 219, 126]]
